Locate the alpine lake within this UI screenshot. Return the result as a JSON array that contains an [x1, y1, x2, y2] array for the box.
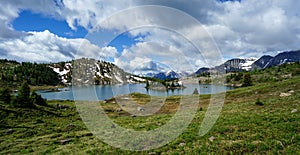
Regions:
[[37, 84, 235, 101]]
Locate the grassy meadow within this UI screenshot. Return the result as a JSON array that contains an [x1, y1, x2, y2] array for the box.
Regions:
[[0, 66, 299, 154]]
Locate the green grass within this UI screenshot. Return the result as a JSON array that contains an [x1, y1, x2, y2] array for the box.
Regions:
[[0, 76, 299, 154]]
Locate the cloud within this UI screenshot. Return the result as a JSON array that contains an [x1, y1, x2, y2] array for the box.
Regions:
[[0, 0, 58, 39], [208, 0, 300, 58], [0, 30, 117, 62], [55, 0, 135, 30], [115, 56, 165, 74], [0, 0, 300, 71], [114, 35, 206, 73], [73, 0, 300, 69]]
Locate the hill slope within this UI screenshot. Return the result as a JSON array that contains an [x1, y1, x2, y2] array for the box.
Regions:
[[0, 67, 299, 154]]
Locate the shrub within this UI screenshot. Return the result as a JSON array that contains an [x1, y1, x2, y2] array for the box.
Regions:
[[234, 73, 243, 81], [31, 91, 47, 106], [242, 73, 253, 87], [255, 98, 264, 106]]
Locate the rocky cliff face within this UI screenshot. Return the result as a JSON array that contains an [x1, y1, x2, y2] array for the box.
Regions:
[[50, 58, 146, 85], [213, 58, 257, 73]]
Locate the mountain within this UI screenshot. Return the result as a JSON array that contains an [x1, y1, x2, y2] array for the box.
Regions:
[[213, 58, 257, 73], [195, 67, 210, 75], [152, 70, 181, 80], [50, 58, 146, 85], [263, 50, 300, 68], [251, 55, 274, 69], [240, 58, 257, 71], [251, 50, 300, 69], [153, 72, 167, 80], [166, 70, 181, 79], [200, 50, 300, 74]]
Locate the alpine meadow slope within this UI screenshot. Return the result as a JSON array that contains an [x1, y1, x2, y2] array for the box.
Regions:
[[0, 62, 299, 154]]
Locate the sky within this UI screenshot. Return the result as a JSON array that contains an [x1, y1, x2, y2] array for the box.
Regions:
[[0, 0, 300, 74]]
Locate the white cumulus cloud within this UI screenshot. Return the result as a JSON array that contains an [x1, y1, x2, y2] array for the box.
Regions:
[[0, 30, 117, 62], [0, 0, 300, 72]]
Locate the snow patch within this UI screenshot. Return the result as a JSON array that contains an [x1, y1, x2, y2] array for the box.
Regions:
[[115, 75, 123, 83], [241, 58, 257, 71], [133, 76, 146, 82], [52, 68, 70, 76], [104, 73, 111, 79]]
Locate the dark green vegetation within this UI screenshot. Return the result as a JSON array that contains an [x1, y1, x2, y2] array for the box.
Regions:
[[0, 63, 299, 154], [226, 61, 300, 86], [0, 59, 61, 88], [0, 81, 46, 108]]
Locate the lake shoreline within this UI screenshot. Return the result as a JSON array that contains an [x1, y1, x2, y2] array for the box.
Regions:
[[37, 84, 235, 101]]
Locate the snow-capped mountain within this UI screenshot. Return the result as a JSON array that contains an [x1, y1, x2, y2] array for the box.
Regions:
[[213, 58, 258, 73], [241, 58, 257, 71], [150, 70, 181, 80], [251, 55, 274, 69], [198, 50, 300, 74], [50, 58, 146, 85], [50, 62, 72, 84], [252, 50, 300, 69], [50, 51, 300, 84]]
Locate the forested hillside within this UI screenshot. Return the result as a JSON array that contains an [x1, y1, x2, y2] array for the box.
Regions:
[[0, 58, 146, 88], [0, 59, 61, 88]]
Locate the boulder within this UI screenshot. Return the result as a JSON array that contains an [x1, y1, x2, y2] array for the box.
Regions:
[[280, 93, 291, 97], [6, 129, 14, 134], [178, 142, 186, 147], [209, 136, 216, 142], [60, 138, 72, 145], [137, 106, 145, 112]]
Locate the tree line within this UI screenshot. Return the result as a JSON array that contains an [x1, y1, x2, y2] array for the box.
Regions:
[[0, 60, 61, 87]]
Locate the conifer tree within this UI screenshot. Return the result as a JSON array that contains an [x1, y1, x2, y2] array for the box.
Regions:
[[0, 87, 11, 104], [17, 81, 33, 107]]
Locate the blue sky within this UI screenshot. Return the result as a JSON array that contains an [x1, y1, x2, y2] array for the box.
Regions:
[[12, 10, 143, 55], [0, 0, 299, 73], [13, 10, 87, 38], [107, 32, 143, 53]]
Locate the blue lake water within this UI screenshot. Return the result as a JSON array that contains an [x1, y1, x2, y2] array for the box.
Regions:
[[37, 84, 235, 101]]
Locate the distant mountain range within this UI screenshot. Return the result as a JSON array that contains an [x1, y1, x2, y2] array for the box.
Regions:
[[195, 50, 300, 75], [152, 70, 181, 80], [141, 70, 191, 80], [251, 51, 300, 69], [50, 50, 300, 81], [1, 50, 298, 86]]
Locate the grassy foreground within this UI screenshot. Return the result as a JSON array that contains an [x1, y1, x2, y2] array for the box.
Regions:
[[0, 76, 299, 154]]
